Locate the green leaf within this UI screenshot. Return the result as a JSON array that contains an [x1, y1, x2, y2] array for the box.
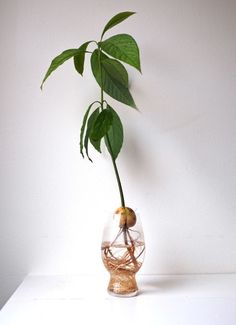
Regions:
[[89, 135, 101, 153], [92, 50, 128, 87], [100, 34, 141, 72], [79, 101, 97, 158], [101, 11, 136, 39], [84, 107, 100, 161], [90, 109, 113, 141], [102, 55, 129, 87], [74, 41, 92, 76], [91, 49, 136, 108], [40, 48, 86, 89], [105, 106, 124, 160]]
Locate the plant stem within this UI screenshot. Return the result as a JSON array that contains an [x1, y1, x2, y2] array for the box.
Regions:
[[98, 47, 125, 207], [106, 135, 125, 207]]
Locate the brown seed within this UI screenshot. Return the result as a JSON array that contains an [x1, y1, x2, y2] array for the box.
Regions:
[[115, 207, 137, 228]]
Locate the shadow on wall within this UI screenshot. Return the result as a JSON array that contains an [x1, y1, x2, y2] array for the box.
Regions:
[[0, 275, 26, 309], [120, 0, 236, 274]]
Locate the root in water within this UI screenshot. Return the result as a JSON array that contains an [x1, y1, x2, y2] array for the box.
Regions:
[[102, 227, 145, 274]]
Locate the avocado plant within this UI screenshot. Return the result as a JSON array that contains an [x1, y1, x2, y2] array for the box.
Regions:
[[41, 12, 142, 270]]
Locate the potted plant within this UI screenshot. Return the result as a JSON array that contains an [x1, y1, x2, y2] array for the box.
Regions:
[[41, 11, 145, 297]]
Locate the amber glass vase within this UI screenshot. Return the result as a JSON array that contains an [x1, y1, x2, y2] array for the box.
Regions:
[[101, 207, 145, 297]]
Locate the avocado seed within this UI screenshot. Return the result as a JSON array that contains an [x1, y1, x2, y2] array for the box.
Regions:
[[115, 207, 137, 228]]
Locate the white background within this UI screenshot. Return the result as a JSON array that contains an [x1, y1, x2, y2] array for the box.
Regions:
[[0, 0, 236, 308]]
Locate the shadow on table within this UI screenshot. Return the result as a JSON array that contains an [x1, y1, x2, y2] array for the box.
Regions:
[[139, 276, 187, 296]]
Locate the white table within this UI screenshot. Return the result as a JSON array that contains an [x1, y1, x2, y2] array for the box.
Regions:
[[1, 274, 236, 325]]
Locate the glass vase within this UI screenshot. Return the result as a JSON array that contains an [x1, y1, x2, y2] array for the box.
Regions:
[[101, 207, 145, 297]]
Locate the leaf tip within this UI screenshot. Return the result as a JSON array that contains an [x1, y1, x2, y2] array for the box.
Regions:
[[126, 11, 136, 16], [131, 101, 138, 109]]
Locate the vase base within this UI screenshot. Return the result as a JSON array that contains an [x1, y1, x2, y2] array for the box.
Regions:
[[107, 270, 138, 297], [107, 289, 138, 298]]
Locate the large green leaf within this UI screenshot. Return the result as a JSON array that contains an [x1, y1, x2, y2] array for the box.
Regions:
[[73, 41, 92, 76], [102, 56, 129, 87], [92, 50, 128, 86], [79, 101, 97, 158], [101, 11, 135, 39], [90, 109, 113, 141], [100, 34, 141, 72], [89, 135, 101, 153], [105, 106, 123, 160], [41, 48, 86, 89], [91, 49, 136, 108], [84, 107, 100, 161]]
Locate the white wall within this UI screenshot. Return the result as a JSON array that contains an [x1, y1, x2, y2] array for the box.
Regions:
[[1, 0, 236, 308]]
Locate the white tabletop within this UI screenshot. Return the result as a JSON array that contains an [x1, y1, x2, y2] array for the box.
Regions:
[[1, 274, 236, 325]]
